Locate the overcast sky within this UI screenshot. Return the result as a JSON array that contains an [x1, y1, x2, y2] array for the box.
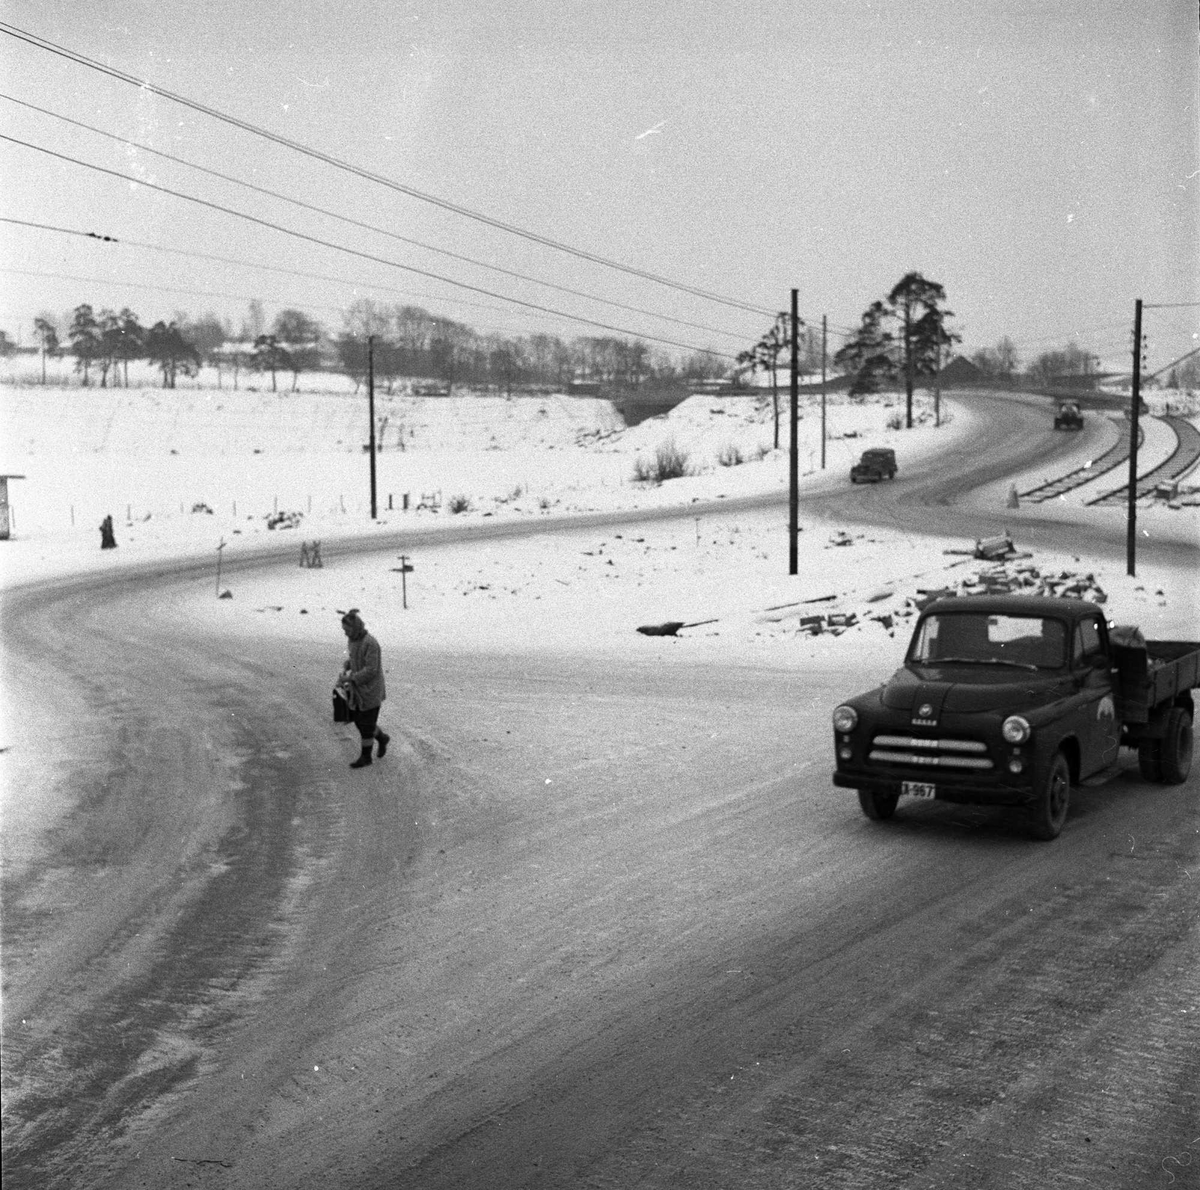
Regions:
[[1, 1, 1196, 371]]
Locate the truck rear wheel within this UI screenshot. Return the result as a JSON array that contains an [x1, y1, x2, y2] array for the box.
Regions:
[[1160, 707, 1193, 784], [1029, 753, 1070, 841], [858, 789, 899, 821]]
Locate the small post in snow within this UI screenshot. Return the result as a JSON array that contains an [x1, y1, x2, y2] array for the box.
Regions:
[[215, 537, 226, 597], [396, 554, 414, 609]]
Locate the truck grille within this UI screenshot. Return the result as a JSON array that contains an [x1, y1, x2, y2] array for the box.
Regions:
[[868, 734, 994, 771]]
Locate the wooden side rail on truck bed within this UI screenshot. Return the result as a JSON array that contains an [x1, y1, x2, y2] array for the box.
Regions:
[[1113, 640, 1200, 724]]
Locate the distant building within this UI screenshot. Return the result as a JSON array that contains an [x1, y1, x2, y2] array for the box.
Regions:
[[935, 355, 989, 386]]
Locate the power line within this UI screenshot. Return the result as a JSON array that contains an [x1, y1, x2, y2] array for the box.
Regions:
[[0, 21, 775, 319], [1, 216, 537, 319], [0, 93, 749, 344], [0, 265, 389, 320], [1148, 343, 1200, 380], [1, 220, 739, 342], [0, 219, 666, 327], [0, 134, 741, 360]]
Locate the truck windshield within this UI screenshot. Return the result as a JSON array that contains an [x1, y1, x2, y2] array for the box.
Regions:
[[910, 613, 1067, 669]]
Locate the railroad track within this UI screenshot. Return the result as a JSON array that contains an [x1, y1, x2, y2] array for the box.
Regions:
[[1019, 417, 1140, 503], [1087, 415, 1200, 506]]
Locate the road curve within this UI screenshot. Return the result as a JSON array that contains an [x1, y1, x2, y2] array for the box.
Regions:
[[2, 390, 1197, 1189]]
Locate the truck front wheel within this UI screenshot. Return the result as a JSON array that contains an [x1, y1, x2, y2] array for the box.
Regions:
[[1029, 753, 1070, 840], [1160, 707, 1193, 784], [858, 789, 899, 821]]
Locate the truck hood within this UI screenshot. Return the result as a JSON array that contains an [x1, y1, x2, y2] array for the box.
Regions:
[[881, 664, 1070, 716]]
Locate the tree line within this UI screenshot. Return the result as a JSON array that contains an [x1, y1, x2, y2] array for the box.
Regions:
[[22, 290, 1195, 396], [24, 298, 729, 394], [737, 272, 959, 435], [740, 271, 1195, 427]]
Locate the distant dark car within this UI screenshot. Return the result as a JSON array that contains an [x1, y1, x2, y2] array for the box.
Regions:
[[850, 447, 897, 483], [1054, 402, 1084, 430]]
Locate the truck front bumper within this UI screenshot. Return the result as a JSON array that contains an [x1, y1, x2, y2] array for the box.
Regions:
[[832, 769, 1036, 807]]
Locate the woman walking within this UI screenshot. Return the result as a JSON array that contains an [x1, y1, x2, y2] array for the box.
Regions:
[[337, 609, 389, 769]]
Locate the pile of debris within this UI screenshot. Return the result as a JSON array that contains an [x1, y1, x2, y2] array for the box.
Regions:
[[799, 556, 1110, 639], [639, 532, 1114, 642], [913, 562, 1107, 608], [266, 510, 304, 530]]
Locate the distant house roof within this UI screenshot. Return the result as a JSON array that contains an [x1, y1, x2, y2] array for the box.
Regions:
[[936, 355, 988, 385]]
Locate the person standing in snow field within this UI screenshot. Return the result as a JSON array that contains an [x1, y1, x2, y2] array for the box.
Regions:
[[337, 608, 389, 769]]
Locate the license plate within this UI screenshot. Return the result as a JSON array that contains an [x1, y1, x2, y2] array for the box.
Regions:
[[902, 781, 936, 799]]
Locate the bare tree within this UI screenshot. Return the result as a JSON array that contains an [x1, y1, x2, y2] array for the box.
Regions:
[[272, 309, 324, 390]]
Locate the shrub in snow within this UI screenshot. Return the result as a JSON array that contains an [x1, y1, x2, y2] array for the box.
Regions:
[[633, 440, 691, 484], [717, 443, 744, 467], [448, 494, 472, 514]]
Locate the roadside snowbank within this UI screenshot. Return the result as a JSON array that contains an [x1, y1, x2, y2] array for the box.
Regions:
[[2, 383, 1196, 679]]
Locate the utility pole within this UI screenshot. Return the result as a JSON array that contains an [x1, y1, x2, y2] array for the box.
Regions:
[[903, 303, 914, 429], [1126, 299, 1143, 577], [820, 315, 827, 470], [368, 335, 378, 521], [934, 337, 942, 428], [789, 289, 800, 576]]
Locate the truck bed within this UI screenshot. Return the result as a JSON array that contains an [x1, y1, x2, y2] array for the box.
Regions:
[[1113, 640, 1200, 723]]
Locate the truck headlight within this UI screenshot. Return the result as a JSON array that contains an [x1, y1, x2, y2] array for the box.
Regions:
[[1002, 715, 1031, 744], [832, 705, 858, 733]]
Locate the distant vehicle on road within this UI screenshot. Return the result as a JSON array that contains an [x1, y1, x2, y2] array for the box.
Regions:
[[1054, 401, 1084, 430], [849, 447, 897, 483], [831, 595, 1198, 840]]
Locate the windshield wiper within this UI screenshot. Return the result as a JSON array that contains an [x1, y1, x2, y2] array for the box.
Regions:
[[923, 656, 1041, 672]]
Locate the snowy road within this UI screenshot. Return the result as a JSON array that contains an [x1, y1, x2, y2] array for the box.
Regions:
[[3, 392, 1198, 1189]]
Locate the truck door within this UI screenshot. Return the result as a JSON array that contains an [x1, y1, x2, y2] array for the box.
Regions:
[[1073, 615, 1119, 773]]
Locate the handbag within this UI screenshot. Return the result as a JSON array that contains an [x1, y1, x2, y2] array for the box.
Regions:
[[332, 686, 352, 723]]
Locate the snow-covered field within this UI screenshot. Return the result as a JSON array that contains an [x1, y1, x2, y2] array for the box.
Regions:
[[2, 377, 1198, 679]]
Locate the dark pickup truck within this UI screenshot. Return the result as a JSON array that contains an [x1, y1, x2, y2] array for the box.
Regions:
[[1054, 401, 1084, 430], [832, 595, 1197, 840]]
